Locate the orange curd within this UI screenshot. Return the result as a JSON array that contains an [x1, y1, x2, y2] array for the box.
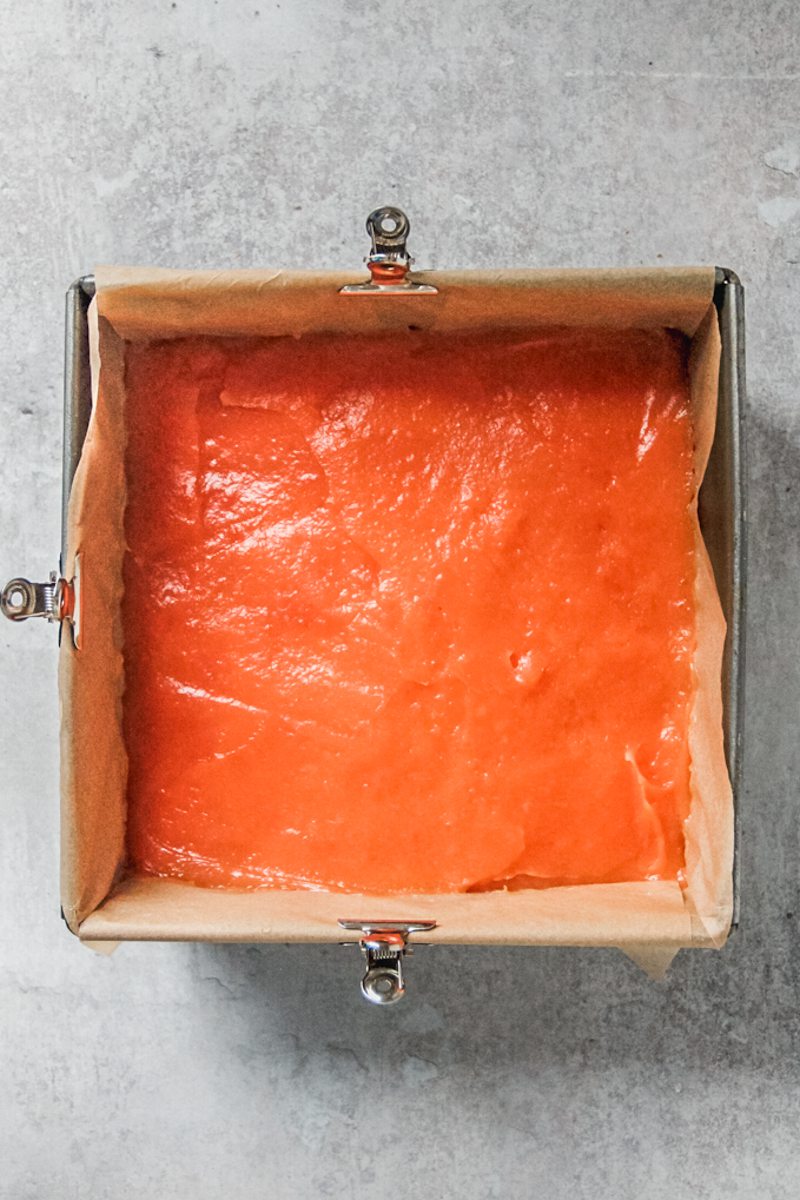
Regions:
[[123, 328, 695, 893]]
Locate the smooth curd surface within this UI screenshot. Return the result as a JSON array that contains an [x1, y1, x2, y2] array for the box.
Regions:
[[123, 328, 696, 892]]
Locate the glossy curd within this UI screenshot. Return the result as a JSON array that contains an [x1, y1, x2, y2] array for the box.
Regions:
[[123, 328, 695, 892]]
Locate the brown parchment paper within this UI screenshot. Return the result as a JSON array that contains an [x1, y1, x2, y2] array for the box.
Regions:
[[59, 318, 127, 931], [64, 264, 733, 954]]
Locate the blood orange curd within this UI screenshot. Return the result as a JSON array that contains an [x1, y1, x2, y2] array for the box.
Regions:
[[122, 328, 696, 894]]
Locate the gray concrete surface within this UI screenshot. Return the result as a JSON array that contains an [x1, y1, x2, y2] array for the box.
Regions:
[[1, 2, 798, 1196]]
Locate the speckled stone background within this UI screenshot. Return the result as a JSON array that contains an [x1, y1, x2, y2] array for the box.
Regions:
[[1, 2, 798, 1196]]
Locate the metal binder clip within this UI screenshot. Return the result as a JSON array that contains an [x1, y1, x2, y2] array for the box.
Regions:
[[339, 207, 438, 295], [1, 554, 81, 646], [338, 919, 437, 1005]]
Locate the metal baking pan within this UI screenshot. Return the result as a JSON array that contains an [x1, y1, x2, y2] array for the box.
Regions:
[[1, 212, 747, 1000]]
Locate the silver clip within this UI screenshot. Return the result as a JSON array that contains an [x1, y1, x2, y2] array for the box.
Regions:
[[1, 574, 59, 622], [338, 919, 437, 1005], [1, 555, 81, 646], [339, 207, 438, 296]]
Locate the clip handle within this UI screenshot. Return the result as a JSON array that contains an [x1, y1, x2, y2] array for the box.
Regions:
[[360, 931, 408, 1005], [367, 207, 411, 258]]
